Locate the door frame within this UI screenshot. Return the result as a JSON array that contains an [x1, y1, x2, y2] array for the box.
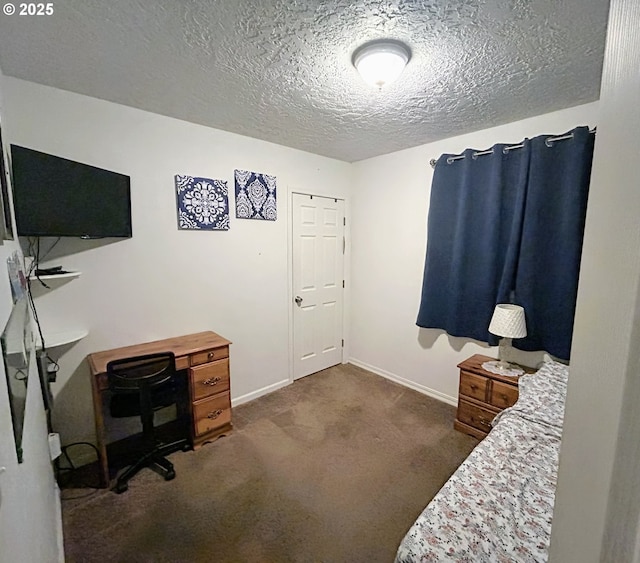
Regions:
[[287, 189, 350, 384]]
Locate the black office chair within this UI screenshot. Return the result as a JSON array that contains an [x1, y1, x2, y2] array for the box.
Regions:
[[106, 351, 188, 493]]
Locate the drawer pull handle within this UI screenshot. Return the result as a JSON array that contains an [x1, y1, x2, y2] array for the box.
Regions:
[[202, 377, 221, 386], [470, 384, 477, 390], [208, 352, 215, 359], [501, 394, 508, 401], [477, 417, 492, 428], [207, 409, 223, 420]]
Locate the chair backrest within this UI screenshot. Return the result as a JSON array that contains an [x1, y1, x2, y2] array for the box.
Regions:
[[107, 352, 176, 394]]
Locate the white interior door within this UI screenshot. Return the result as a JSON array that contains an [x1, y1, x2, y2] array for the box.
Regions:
[[292, 193, 345, 380]]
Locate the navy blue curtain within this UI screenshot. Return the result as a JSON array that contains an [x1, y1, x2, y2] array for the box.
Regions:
[[416, 144, 530, 343], [512, 126, 594, 359], [417, 126, 594, 360]]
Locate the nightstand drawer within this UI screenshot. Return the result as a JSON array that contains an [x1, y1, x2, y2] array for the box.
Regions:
[[457, 399, 497, 434], [490, 380, 519, 409], [190, 359, 230, 402], [459, 371, 488, 402]]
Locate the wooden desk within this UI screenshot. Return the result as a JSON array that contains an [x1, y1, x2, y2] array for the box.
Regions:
[[88, 331, 232, 487]]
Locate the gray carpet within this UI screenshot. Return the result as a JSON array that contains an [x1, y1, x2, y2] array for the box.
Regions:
[[62, 363, 477, 563]]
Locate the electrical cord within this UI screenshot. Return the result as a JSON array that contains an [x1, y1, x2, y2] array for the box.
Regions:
[[57, 441, 103, 499], [25, 235, 62, 356], [24, 238, 98, 498], [58, 441, 100, 471]]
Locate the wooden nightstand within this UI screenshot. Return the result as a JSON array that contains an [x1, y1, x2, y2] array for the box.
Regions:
[[454, 354, 533, 439]]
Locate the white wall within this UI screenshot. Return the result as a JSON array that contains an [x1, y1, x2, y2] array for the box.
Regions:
[[549, 0, 640, 560], [0, 69, 62, 562], [349, 102, 599, 404], [2, 77, 352, 455]]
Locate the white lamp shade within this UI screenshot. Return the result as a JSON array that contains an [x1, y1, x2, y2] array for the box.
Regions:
[[488, 304, 527, 339], [353, 41, 410, 88]]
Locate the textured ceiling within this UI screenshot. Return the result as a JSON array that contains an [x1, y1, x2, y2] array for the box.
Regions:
[[0, 0, 609, 162]]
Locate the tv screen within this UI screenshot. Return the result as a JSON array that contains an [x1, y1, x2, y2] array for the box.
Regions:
[[10, 145, 132, 238]]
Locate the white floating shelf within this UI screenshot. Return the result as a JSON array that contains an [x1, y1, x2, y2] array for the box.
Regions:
[[28, 272, 82, 296], [29, 271, 81, 282], [36, 329, 88, 350]]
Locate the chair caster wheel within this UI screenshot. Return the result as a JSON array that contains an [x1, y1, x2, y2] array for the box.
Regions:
[[165, 470, 176, 481], [114, 482, 128, 494]]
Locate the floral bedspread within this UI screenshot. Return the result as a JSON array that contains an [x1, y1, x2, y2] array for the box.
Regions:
[[395, 360, 569, 563]]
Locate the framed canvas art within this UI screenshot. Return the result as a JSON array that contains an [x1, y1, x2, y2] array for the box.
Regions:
[[234, 169, 277, 221], [175, 175, 230, 231]]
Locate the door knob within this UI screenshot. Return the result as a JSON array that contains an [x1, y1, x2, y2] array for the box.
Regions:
[[295, 296, 303, 306]]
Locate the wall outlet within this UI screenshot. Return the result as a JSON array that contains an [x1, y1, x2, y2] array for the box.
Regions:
[[48, 433, 61, 461]]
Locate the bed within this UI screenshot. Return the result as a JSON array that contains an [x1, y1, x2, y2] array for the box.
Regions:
[[395, 359, 569, 563]]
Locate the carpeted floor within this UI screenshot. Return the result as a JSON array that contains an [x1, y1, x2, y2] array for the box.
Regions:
[[61, 363, 477, 563]]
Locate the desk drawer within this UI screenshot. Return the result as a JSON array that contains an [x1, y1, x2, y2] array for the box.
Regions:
[[190, 359, 230, 402], [191, 346, 229, 366], [193, 392, 231, 436], [457, 399, 497, 434]]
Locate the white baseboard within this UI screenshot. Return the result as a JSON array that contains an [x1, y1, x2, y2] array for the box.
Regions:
[[348, 358, 458, 407], [231, 378, 291, 407]]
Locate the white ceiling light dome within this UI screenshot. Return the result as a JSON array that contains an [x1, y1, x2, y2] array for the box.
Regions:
[[353, 40, 411, 89]]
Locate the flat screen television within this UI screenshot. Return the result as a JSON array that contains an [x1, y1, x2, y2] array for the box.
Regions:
[[10, 145, 132, 238]]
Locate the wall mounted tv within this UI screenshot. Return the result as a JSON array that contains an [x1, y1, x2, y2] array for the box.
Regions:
[[10, 145, 132, 238]]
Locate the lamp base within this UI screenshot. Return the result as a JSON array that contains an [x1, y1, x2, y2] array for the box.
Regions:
[[481, 360, 524, 377]]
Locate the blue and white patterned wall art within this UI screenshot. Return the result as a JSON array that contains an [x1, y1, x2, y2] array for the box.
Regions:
[[234, 169, 277, 221], [175, 175, 230, 231]]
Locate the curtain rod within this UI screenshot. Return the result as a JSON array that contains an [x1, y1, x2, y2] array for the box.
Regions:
[[429, 128, 597, 169]]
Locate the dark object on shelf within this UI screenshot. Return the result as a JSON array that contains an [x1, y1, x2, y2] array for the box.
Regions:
[[34, 266, 65, 276], [106, 352, 188, 493]]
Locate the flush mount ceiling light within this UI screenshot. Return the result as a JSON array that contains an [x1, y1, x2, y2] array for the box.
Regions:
[[352, 40, 411, 89]]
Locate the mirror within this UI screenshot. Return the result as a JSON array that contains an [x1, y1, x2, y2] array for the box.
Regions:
[[1, 252, 32, 463], [0, 116, 14, 241]]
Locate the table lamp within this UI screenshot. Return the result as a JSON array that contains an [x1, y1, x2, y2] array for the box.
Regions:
[[482, 304, 527, 376]]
